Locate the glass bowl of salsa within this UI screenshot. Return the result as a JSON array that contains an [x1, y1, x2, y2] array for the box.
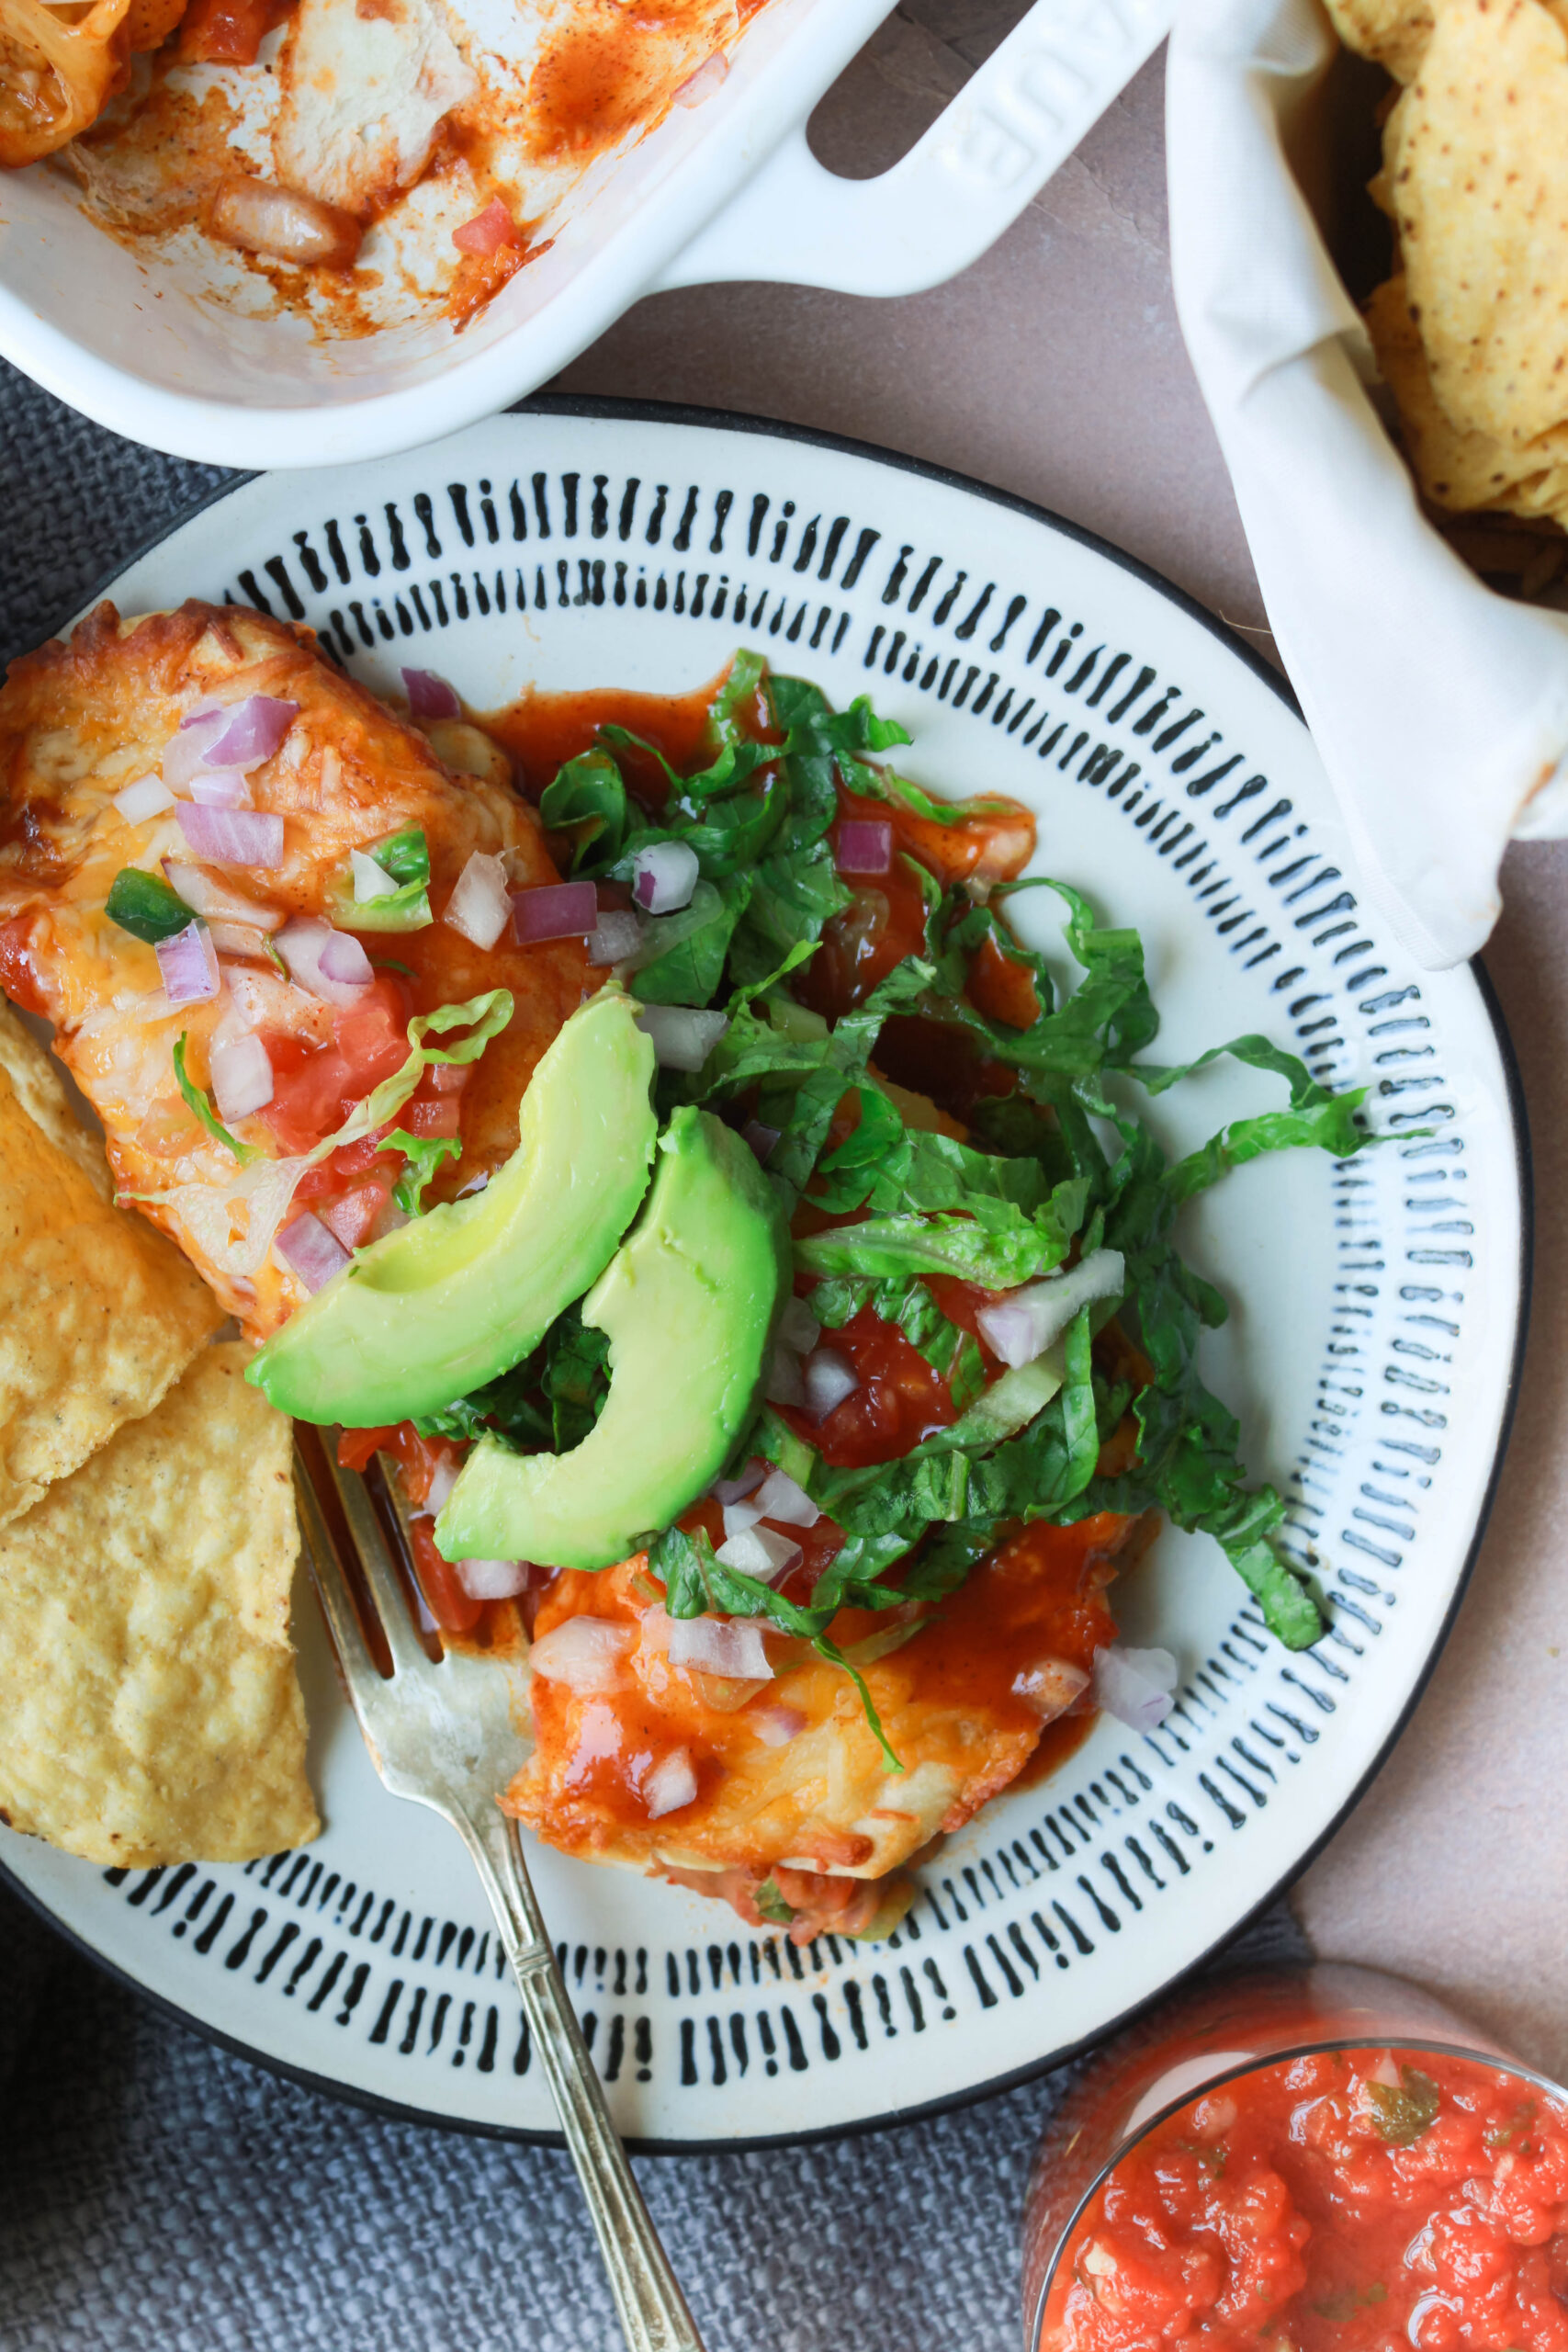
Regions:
[[1023, 1963, 1568, 2352]]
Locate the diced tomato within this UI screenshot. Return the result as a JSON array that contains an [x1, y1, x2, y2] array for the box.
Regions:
[[967, 931, 1041, 1030], [318, 1179, 392, 1250], [0, 917, 46, 1014], [333, 980, 412, 1091], [401, 1093, 462, 1138], [259, 1044, 355, 1153], [293, 1135, 405, 1204], [257, 978, 414, 1154], [336, 1425, 396, 1474], [409, 1517, 482, 1635], [452, 198, 522, 257]]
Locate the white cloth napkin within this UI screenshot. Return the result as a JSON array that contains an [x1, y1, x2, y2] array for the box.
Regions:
[[1165, 0, 1568, 969]]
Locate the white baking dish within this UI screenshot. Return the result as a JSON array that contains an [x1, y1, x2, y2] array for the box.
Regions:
[[0, 0, 1168, 469]]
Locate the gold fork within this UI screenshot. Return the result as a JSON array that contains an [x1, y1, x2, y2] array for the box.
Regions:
[[293, 1437, 706, 2352]]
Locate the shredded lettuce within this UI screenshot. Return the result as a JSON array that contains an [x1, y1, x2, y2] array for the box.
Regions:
[[172, 1033, 257, 1165]]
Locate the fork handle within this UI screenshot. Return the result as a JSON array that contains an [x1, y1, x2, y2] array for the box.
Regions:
[[459, 1807, 707, 2352]]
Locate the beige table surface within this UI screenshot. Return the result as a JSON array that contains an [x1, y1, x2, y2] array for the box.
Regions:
[[554, 5, 1568, 2077]]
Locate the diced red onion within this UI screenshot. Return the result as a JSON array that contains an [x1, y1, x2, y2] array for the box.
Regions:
[[444, 851, 511, 950], [765, 1344, 806, 1408], [1092, 1644, 1179, 1733], [155, 920, 220, 1006], [202, 695, 299, 771], [401, 667, 461, 719], [587, 909, 646, 967], [529, 1616, 636, 1690], [210, 925, 273, 959], [643, 1747, 698, 1820], [164, 710, 229, 792], [754, 1465, 819, 1529], [1011, 1658, 1091, 1723], [804, 1348, 860, 1419], [631, 841, 700, 915], [778, 1295, 821, 1355], [711, 1457, 766, 1507], [836, 819, 893, 876], [163, 862, 282, 928], [741, 1118, 780, 1163], [176, 802, 285, 870], [976, 1250, 1126, 1369], [750, 1702, 807, 1747], [276, 1209, 351, 1294], [351, 849, 398, 903], [668, 1617, 773, 1679], [210, 1029, 274, 1121], [276, 917, 373, 1007], [319, 930, 374, 988], [715, 1525, 802, 1584], [454, 1557, 530, 1600], [634, 1005, 729, 1073], [513, 879, 598, 944], [113, 774, 175, 822], [189, 767, 252, 808]]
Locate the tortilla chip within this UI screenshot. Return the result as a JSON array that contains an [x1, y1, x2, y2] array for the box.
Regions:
[[0, 996, 110, 1200], [1367, 271, 1568, 523], [1385, 0, 1568, 450], [0, 1061, 224, 1526], [0, 1341, 318, 1866], [1324, 0, 1435, 81]]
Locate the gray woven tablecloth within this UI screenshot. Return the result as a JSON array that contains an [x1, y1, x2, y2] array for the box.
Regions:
[[0, 360, 1308, 2352]]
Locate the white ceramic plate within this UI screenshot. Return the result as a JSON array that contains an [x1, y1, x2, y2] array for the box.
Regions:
[[0, 403, 1526, 2148]]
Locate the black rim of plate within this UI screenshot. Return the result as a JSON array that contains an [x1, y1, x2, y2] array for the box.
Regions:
[[0, 394, 1535, 2155]]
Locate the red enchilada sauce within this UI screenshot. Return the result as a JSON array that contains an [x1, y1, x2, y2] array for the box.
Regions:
[[1041, 2049, 1568, 2352]]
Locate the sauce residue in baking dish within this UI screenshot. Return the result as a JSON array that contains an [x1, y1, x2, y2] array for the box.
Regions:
[[49, 0, 763, 338]]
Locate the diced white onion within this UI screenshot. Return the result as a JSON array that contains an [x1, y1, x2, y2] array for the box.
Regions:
[[765, 1345, 806, 1408], [804, 1348, 860, 1419], [114, 774, 175, 823], [1092, 1644, 1179, 1732], [423, 1459, 460, 1518], [209, 1030, 274, 1122], [753, 1466, 819, 1529], [454, 1557, 529, 1600], [668, 1617, 773, 1679], [750, 1703, 807, 1747], [528, 1616, 636, 1691], [587, 910, 645, 967], [631, 841, 700, 915], [715, 1525, 802, 1583], [722, 1497, 766, 1539], [443, 851, 511, 949], [634, 1004, 729, 1072], [352, 849, 399, 903], [644, 1748, 698, 1819], [1011, 1658, 1091, 1722], [976, 1250, 1126, 1369], [778, 1295, 821, 1355]]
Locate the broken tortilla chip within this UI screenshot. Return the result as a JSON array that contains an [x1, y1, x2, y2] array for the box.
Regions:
[[1323, 0, 1435, 82], [0, 1340, 318, 1866], [0, 1057, 224, 1526], [1367, 272, 1568, 526], [0, 995, 110, 1200], [1382, 0, 1568, 451]]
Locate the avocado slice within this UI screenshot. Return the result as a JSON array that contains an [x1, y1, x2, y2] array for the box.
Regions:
[[434, 1107, 790, 1571], [248, 989, 657, 1426]]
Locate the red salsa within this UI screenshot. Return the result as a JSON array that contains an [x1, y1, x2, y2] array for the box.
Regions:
[[1042, 2047, 1568, 2352]]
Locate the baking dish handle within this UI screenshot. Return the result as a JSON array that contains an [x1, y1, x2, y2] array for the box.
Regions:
[[653, 0, 1173, 299]]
